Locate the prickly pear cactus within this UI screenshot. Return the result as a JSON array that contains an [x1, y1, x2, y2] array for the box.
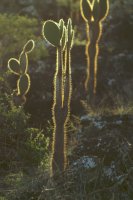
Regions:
[[23, 39, 35, 53], [42, 18, 74, 175], [42, 20, 62, 47], [80, 0, 92, 22], [17, 74, 31, 96], [8, 39, 35, 106], [80, 0, 109, 105], [93, 0, 109, 22], [67, 18, 74, 49], [8, 58, 21, 75]]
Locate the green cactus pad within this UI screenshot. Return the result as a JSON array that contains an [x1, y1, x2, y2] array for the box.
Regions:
[[67, 19, 74, 49], [59, 19, 66, 48], [61, 27, 67, 51], [42, 20, 62, 47], [67, 18, 72, 37], [23, 39, 35, 54], [69, 30, 74, 49], [17, 74, 30, 96], [98, 0, 109, 21], [19, 52, 28, 74], [59, 19, 65, 38], [80, 0, 92, 22], [8, 58, 20, 75], [92, 0, 100, 21]]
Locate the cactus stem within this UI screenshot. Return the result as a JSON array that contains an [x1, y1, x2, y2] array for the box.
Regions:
[[93, 21, 102, 94], [43, 19, 74, 175], [81, 0, 109, 104]]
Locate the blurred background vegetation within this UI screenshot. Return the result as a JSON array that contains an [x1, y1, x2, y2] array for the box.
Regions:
[[0, 0, 133, 199]]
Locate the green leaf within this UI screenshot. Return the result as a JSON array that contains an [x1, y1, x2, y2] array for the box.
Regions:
[[17, 74, 30, 96], [8, 58, 20, 75], [42, 20, 62, 47]]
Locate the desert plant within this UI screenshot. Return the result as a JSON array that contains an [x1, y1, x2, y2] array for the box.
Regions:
[[42, 18, 74, 175], [80, 0, 109, 104], [0, 73, 49, 174], [8, 40, 35, 106]]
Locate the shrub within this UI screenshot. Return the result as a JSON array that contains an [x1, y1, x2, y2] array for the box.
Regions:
[[0, 73, 49, 173], [0, 13, 48, 66]]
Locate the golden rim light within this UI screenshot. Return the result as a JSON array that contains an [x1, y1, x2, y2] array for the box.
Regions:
[[80, 0, 109, 95]]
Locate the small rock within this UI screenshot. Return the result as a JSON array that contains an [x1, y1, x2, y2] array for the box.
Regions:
[[73, 156, 98, 169]]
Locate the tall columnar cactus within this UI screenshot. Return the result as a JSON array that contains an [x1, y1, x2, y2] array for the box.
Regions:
[[42, 18, 74, 175], [80, 0, 109, 104], [8, 40, 35, 106]]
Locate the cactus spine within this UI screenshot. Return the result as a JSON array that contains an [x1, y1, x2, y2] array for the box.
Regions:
[[80, 0, 109, 104], [8, 40, 35, 106], [42, 19, 74, 175]]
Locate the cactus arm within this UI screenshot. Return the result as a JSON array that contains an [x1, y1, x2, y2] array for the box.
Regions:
[[17, 73, 31, 96], [8, 39, 35, 106], [62, 48, 72, 168], [80, 0, 92, 22], [19, 51, 28, 74], [98, 0, 109, 22], [22, 39, 35, 54], [8, 58, 20, 75], [56, 47, 63, 107], [84, 22, 91, 91], [86, 21, 102, 95], [93, 21, 102, 94], [63, 46, 72, 116], [52, 46, 65, 174], [80, 0, 109, 104]]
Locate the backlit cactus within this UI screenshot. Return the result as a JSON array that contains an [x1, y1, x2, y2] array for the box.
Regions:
[[42, 18, 74, 175], [80, 0, 109, 104], [8, 39, 35, 106]]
